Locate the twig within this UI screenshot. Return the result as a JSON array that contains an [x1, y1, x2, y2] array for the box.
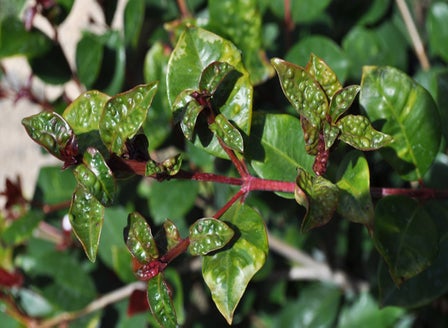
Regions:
[[37, 281, 146, 328], [396, 0, 430, 70]]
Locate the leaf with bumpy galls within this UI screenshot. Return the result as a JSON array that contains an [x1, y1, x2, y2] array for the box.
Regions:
[[337, 115, 393, 150], [329, 85, 360, 122], [305, 53, 342, 99], [189, 218, 234, 256], [164, 220, 182, 252], [147, 273, 178, 328], [145, 154, 183, 177], [209, 114, 244, 153], [124, 212, 159, 264]]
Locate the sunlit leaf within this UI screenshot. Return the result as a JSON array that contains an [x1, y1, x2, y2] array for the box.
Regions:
[[199, 61, 238, 94], [373, 196, 438, 285], [99, 82, 158, 155], [164, 220, 182, 252], [147, 273, 178, 328], [189, 218, 234, 256], [69, 186, 104, 262], [202, 202, 268, 324], [360, 66, 441, 180], [305, 53, 342, 99], [209, 114, 244, 153], [124, 212, 159, 264]]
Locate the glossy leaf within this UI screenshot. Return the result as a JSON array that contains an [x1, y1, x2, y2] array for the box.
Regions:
[[426, 2, 448, 62], [175, 94, 203, 141], [373, 196, 438, 285], [286, 35, 349, 84], [323, 121, 340, 150], [145, 154, 182, 177], [167, 27, 253, 158], [63, 90, 110, 134], [147, 273, 178, 328], [337, 115, 393, 150], [209, 114, 244, 153], [74, 148, 116, 206], [124, 212, 159, 264], [329, 85, 360, 122], [360, 66, 441, 180], [208, 0, 274, 85], [202, 202, 268, 324], [295, 168, 339, 232], [199, 61, 237, 94], [99, 82, 158, 155], [164, 220, 182, 252], [189, 218, 234, 256], [306, 53, 342, 99], [247, 113, 315, 198], [75, 31, 104, 88], [69, 186, 104, 262], [336, 151, 374, 225], [22, 112, 78, 165]]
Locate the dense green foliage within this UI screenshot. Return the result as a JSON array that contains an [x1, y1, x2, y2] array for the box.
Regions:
[[2, 0, 448, 327]]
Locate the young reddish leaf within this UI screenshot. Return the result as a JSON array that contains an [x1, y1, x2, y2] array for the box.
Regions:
[[124, 212, 159, 264], [99, 82, 158, 155], [295, 168, 339, 232], [22, 111, 78, 166], [199, 61, 238, 94], [337, 115, 393, 150], [147, 273, 178, 328], [209, 114, 244, 153], [127, 289, 150, 316], [164, 220, 182, 251], [271, 57, 328, 130], [0, 268, 23, 287], [73, 147, 116, 206], [69, 186, 104, 262], [305, 53, 342, 99], [188, 218, 234, 256], [63, 90, 110, 134], [336, 151, 374, 226], [329, 85, 360, 122], [373, 196, 438, 285], [202, 202, 268, 325]]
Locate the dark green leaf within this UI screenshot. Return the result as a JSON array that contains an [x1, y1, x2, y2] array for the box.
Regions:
[[124, 212, 159, 264], [75, 31, 104, 88], [247, 113, 315, 198], [337, 115, 393, 150], [336, 151, 374, 225], [30, 43, 72, 84], [69, 186, 104, 262], [99, 82, 158, 155], [305, 53, 342, 99], [123, 0, 144, 47], [208, 0, 274, 85], [63, 90, 109, 134], [147, 273, 178, 328], [22, 111, 77, 163], [209, 114, 244, 153], [167, 27, 252, 158], [189, 218, 234, 256], [33, 166, 76, 204], [269, 0, 332, 24], [360, 66, 441, 180], [426, 2, 448, 62], [73, 147, 116, 206], [329, 85, 360, 122], [1, 210, 43, 246], [373, 196, 438, 285], [199, 61, 237, 94], [202, 202, 268, 324], [295, 168, 339, 232]]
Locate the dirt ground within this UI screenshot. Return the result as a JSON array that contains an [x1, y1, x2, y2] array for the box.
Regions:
[[0, 0, 126, 206]]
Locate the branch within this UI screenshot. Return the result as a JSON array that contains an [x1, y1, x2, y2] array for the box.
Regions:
[[396, 0, 430, 70], [37, 281, 146, 328]]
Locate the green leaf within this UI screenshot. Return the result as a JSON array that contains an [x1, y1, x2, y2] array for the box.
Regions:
[[63, 90, 110, 134], [247, 113, 315, 198], [329, 85, 360, 122], [199, 61, 238, 94], [426, 2, 448, 62], [208, 0, 274, 85], [189, 218, 234, 256], [179, 98, 203, 141], [33, 166, 77, 204], [164, 220, 182, 252], [22, 111, 77, 164], [323, 120, 340, 150], [99, 82, 158, 155], [336, 151, 374, 225], [75, 31, 104, 88], [147, 273, 178, 328], [167, 27, 253, 158], [1, 210, 43, 246], [69, 186, 104, 262], [209, 114, 244, 153], [337, 115, 393, 150], [269, 0, 332, 24], [30, 43, 72, 85], [202, 202, 268, 324], [305, 53, 342, 99], [145, 154, 183, 177], [360, 66, 441, 180], [143, 42, 172, 150], [285, 35, 349, 84], [295, 168, 339, 232], [124, 212, 159, 264], [373, 196, 438, 285], [123, 0, 144, 47], [0, 16, 52, 59], [73, 147, 116, 206]]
